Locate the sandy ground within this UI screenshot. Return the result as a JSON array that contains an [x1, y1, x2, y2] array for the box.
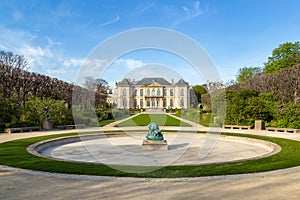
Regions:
[[1, 120, 300, 199], [1, 166, 300, 200]]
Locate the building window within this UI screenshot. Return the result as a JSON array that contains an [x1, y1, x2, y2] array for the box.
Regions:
[[157, 89, 161, 96], [170, 89, 174, 96], [140, 99, 143, 108], [122, 89, 127, 96], [163, 99, 167, 107], [140, 89, 143, 96], [122, 99, 127, 108], [147, 89, 150, 96], [163, 88, 167, 96], [180, 89, 184, 96], [152, 89, 155, 96], [134, 99, 137, 108], [133, 89, 137, 96], [180, 98, 184, 107], [146, 100, 150, 107], [170, 99, 173, 107], [152, 100, 155, 107]]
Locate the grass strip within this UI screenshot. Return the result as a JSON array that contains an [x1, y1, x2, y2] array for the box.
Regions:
[[116, 114, 192, 127], [0, 131, 300, 178]]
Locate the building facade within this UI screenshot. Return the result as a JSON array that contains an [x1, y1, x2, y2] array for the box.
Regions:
[[113, 78, 190, 109]]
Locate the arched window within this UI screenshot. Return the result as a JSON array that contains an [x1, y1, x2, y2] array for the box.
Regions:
[[133, 89, 137, 96], [152, 100, 155, 107], [152, 89, 155, 96], [147, 89, 150, 96], [180, 98, 184, 107], [146, 100, 150, 107], [140, 89, 144, 96], [163, 88, 167, 96], [170, 99, 173, 107], [170, 89, 174, 96], [140, 99, 143, 108], [122, 99, 127, 108], [122, 89, 127, 96], [134, 99, 137, 108], [163, 99, 167, 107], [157, 89, 161, 96], [180, 89, 184, 96]]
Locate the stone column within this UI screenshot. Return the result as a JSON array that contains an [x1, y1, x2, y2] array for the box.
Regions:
[[42, 119, 53, 130], [255, 120, 265, 130]]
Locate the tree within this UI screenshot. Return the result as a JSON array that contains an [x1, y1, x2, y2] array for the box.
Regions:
[[190, 85, 207, 108], [236, 67, 261, 83], [212, 90, 277, 126], [24, 96, 74, 125], [0, 50, 29, 70], [264, 41, 300, 74], [192, 85, 207, 101], [0, 50, 30, 100], [83, 76, 109, 109]]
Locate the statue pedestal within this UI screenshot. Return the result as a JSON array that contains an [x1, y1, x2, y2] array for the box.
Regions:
[[142, 139, 168, 151], [42, 119, 53, 130]]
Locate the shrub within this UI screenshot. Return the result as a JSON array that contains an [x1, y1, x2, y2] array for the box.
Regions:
[[5, 121, 39, 128]]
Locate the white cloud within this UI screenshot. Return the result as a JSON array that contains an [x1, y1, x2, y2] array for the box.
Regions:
[[99, 15, 120, 28], [63, 58, 84, 68], [0, 27, 56, 68], [63, 58, 108, 70], [172, 1, 203, 28], [51, 2, 74, 18], [0, 26, 78, 81], [135, 2, 156, 15], [45, 68, 66, 75], [72, 58, 111, 85], [115, 58, 144, 70], [83, 58, 108, 68]]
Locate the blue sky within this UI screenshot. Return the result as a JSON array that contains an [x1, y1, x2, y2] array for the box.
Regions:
[[1, 0, 300, 88]]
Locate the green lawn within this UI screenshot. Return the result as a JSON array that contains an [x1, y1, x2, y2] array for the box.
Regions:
[[115, 114, 192, 127], [1, 132, 300, 178], [173, 113, 220, 127], [99, 119, 115, 127]]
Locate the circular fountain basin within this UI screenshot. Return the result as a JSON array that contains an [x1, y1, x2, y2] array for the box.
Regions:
[[28, 133, 281, 167]]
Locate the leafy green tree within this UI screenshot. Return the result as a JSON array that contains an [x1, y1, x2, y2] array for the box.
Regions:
[[191, 85, 207, 104], [192, 85, 207, 100], [211, 91, 227, 123], [0, 99, 17, 124], [264, 41, 300, 74], [274, 102, 300, 129], [24, 96, 74, 125], [236, 67, 261, 83], [212, 90, 277, 126]]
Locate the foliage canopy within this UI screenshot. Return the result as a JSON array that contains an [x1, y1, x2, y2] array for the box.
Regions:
[[264, 42, 300, 74]]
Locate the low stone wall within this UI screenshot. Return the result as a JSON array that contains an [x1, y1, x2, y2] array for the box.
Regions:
[[266, 127, 300, 133], [4, 126, 41, 134], [223, 125, 251, 130]]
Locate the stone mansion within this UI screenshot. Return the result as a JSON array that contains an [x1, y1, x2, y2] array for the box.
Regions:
[[113, 78, 190, 109]]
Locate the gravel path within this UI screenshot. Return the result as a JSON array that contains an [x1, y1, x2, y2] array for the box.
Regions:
[[1, 165, 300, 200]]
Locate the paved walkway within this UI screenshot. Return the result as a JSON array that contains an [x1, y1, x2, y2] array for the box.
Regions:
[[1, 119, 300, 199]]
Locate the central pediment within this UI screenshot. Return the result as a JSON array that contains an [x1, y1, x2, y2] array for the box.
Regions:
[[146, 80, 161, 87], [135, 78, 172, 86]]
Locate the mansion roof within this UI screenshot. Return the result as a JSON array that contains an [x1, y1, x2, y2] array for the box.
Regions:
[[136, 78, 172, 86], [116, 78, 189, 87]]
